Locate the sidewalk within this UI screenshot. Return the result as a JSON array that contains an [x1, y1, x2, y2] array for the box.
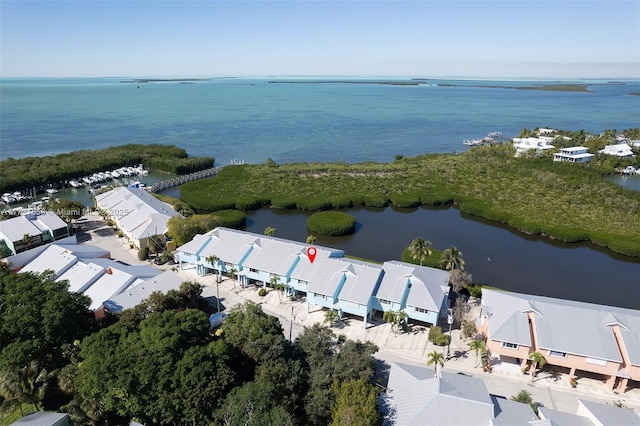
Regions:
[[172, 267, 640, 416]]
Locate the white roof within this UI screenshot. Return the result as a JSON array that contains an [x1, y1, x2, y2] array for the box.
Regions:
[[58, 260, 105, 293], [82, 267, 136, 310], [0, 215, 43, 242], [19, 244, 78, 277], [599, 143, 634, 157], [103, 270, 184, 312], [378, 261, 448, 312], [308, 257, 383, 305], [96, 186, 181, 237], [382, 362, 537, 426]]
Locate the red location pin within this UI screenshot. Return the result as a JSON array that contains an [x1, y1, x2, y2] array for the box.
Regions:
[[307, 247, 317, 264]]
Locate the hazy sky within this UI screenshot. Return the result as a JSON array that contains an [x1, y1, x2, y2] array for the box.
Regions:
[[1, 0, 639, 78]]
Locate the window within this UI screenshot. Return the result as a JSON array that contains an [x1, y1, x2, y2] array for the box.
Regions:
[[249, 268, 258, 273], [415, 307, 428, 314], [501, 342, 519, 350], [316, 294, 326, 300], [299, 280, 308, 285], [586, 357, 607, 366], [548, 350, 567, 358], [380, 299, 391, 305]]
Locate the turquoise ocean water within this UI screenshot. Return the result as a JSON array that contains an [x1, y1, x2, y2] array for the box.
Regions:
[[1, 77, 639, 164]]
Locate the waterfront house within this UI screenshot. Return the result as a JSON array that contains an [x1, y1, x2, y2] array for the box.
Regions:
[[553, 147, 595, 163], [599, 143, 635, 158], [478, 289, 640, 394], [8, 240, 161, 318], [512, 137, 555, 157], [175, 227, 344, 288], [95, 186, 182, 250], [0, 212, 69, 255], [381, 362, 537, 425], [306, 257, 384, 328], [374, 261, 450, 326], [538, 399, 640, 425]]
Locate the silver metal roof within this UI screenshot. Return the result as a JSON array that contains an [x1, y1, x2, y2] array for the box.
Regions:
[[103, 270, 184, 312]]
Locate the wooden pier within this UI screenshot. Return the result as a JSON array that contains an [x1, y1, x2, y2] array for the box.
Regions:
[[146, 166, 222, 193]]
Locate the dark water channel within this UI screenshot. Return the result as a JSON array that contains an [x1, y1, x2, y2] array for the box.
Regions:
[[241, 205, 640, 310]]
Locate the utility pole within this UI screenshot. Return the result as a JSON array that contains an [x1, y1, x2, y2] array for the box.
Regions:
[[289, 306, 296, 342]]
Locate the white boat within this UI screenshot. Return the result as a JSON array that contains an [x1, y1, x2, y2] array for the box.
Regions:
[[69, 180, 83, 188], [622, 166, 637, 175], [110, 170, 121, 179], [463, 139, 484, 146], [1, 193, 15, 204], [46, 188, 58, 194]]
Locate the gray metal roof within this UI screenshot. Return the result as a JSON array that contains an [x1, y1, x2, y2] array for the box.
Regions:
[[483, 289, 640, 364], [492, 396, 538, 425], [336, 259, 383, 305], [20, 245, 77, 278], [307, 257, 346, 297], [537, 407, 593, 426], [380, 261, 448, 312], [578, 399, 640, 425], [0, 214, 43, 242], [103, 270, 184, 312], [383, 362, 505, 426], [10, 411, 69, 426]]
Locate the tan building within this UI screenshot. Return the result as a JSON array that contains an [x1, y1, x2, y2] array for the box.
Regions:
[[478, 289, 639, 394]]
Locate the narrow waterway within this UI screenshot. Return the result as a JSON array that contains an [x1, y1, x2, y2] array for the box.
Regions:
[[242, 205, 640, 310]]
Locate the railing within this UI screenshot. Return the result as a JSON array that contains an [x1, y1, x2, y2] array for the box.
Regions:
[[146, 166, 224, 193]]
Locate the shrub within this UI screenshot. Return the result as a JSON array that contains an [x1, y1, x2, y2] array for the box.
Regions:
[[389, 193, 421, 208], [466, 283, 483, 298], [400, 247, 443, 268], [211, 209, 246, 229], [270, 198, 297, 210], [420, 192, 453, 205], [428, 325, 443, 344], [362, 194, 389, 208], [138, 247, 149, 261], [234, 198, 263, 211], [307, 211, 357, 236], [258, 288, 267, 297]]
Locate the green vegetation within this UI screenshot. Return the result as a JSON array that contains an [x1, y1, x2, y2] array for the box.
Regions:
[[307, 211, 356, 236], [1, 267, 381, 425], [166, 210, 246, 246], [181, 142, 640, 257], [0, 144, 214, 193]]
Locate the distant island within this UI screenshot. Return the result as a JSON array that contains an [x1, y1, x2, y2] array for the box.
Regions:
[[268, 80, 424, 86], [433, 82, 591, 92], [120, 78, 211, 84]]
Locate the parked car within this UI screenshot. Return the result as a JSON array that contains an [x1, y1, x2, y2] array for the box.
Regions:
[[209, 312, 229, 330]]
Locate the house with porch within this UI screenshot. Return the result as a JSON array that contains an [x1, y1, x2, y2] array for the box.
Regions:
[[306, 257, 384, 329], [0, 212, 69, 255], [599, 143, 635, 158], [478, 289, 640, 394], [95, 186, 181, 250], [381, 362, 538, 425], [175, 227, 343, 289], [553, 146, 595, 163], [373, 261, 450, 326]]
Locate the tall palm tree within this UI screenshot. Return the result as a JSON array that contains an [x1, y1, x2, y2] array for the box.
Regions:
[[528, 351, 547, 382], [270, 275, 285, 303], [205, 254, 221, 312], [440, 246, 465, 271], [469, 339, 486, 367], [228, 267, 238, 292], [408, 237, 432, 266], [0, 362, 53, 416], [426, 350, 445, 376], [264, 226, 276, 237]]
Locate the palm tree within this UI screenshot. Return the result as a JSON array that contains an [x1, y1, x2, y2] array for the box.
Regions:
[[0, 362, 53, 416], [205, 255, 221, 312], [510, 389, 538, 414], [469, 339, 486, 367], [528, 351, 547, 382], [426, 350, 445, 376], [270, 275, 285, 303], [408, 237, 432, 266], [383, 310, 407, 335], [264, 226, 276, 236], [323, 308, 339, 327], [228, 267, 238, 292], [306, 235, 317, 244], [440, 245, 465, 271]]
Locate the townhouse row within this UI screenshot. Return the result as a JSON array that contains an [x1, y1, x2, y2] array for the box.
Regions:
[[176, 227, 451, 328]]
